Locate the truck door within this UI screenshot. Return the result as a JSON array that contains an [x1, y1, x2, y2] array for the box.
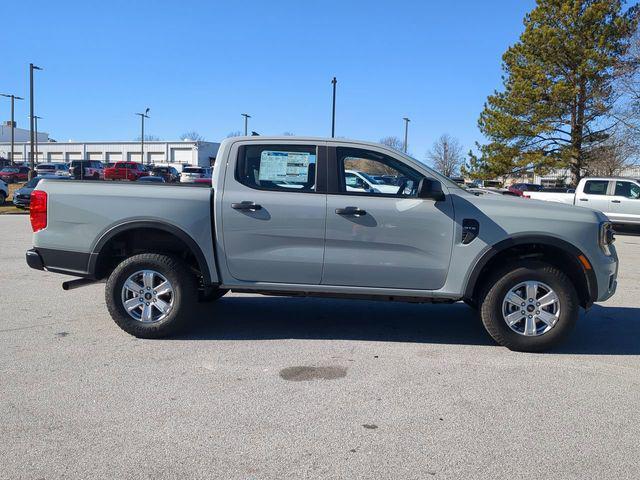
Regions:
[[577, 180, 612, 215], [322, 146, 454, 290], [609, 180, 640, 224], [221, 143, 327, 284]]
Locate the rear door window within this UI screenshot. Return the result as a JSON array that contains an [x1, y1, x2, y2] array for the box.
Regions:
[[236, 145, 317, 192], [584, 180, 609, 195], [615, 181, 640, 199]]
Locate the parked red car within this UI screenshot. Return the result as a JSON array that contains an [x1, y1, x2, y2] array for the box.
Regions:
[[507, 183, 544, 196], [0, 165, 31, 183], [104, 162, 150, 181]]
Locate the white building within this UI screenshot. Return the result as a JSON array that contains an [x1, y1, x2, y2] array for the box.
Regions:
[[0, 121, 49, 144], [0, 139, 220, 167]]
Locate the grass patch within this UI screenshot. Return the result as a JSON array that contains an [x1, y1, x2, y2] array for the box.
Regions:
[[0, 182, 28, 214]]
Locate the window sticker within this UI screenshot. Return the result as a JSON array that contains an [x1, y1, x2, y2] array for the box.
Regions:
[[258, 151, 313, 183]]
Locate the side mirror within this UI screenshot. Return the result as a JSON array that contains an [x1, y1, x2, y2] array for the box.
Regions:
[[418, 178, 445, 201]]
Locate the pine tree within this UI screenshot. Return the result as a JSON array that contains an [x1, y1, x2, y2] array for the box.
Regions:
[[468, 0, 638, 185]]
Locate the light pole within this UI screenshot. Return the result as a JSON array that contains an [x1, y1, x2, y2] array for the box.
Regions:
[[403, 117, 410, 153], [0, 93, 24, 165], [331, 77, 337, 138], [135, 108, 150, 164], [241, 113, 251, 136], [29, 63, 43, 178], [32, 115, 43, 163]]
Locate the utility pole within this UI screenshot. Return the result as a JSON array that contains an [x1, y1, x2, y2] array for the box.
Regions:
[[403, 117, 410, 153], [331, 77, 337, 138], [32, 116, 42, 163], [135, 108, 150, 164], [29, 63, 43, 179], [0, 93, 23, 165], [241, 113, 251, 136]]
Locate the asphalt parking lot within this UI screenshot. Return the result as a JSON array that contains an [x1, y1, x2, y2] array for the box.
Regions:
[[1, 215, 639, 480]]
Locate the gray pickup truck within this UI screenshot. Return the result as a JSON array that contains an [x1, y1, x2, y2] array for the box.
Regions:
[[26, 137, 619, 351]]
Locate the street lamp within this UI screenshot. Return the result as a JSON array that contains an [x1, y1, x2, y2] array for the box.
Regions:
[[31, 115, 43, 163], [0, 93, 24, 165], [403, 117, 410, 153], [241, 113, 251, 136], [331, 77, 337, 138], [29, 63, 43, 178], [135, 108, 150, 164]]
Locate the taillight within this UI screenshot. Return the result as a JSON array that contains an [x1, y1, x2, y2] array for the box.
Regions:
[[30, 190, 47, 232]]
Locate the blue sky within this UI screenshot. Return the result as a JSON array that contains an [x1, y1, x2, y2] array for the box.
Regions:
[[2, 0, 535, 162]]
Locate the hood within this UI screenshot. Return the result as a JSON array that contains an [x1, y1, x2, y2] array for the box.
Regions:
[[456, 190, 607, 224]]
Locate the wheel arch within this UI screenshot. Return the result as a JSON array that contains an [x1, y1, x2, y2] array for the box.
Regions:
[[464, 235, 598, 309], [88, 220, 213, 285]]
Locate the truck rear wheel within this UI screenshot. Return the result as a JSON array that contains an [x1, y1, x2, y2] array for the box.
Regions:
[[479, 260, 579, 352], [105, 253, 198, 338]]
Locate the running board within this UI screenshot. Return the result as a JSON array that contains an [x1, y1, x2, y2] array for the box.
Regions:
[[62, 278, 101, 291]]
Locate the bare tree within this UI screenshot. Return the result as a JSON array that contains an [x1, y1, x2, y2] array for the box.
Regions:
[[227, 130, 243, 138], [379, 136, 404, 151], [586, 131, 638, 177], [282, 131, 294, 136], [428, 134, 464, 177], [180, 131, 205, 141]]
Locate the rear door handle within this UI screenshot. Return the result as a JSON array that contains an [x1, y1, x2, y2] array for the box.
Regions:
[[231, 201, 262, 211], [335, 206, 367, 216], [612, 200, 621, 203], [579, 198, 589, 202]]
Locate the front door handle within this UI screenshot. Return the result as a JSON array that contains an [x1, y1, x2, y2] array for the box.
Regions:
[[612, 200, 621, 203], [335, 206, 367, 217], [579, 198, 589, 202], [231, 201, 262, 211]]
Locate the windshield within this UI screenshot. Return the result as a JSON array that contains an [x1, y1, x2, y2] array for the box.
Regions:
[[183, 167, 203, 173], [24, 177, 42, 188], [1, 167, 19, 173]]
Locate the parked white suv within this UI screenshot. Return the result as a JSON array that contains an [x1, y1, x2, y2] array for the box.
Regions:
[[35, 163, 69, 177], [180, 166, 212, 183]]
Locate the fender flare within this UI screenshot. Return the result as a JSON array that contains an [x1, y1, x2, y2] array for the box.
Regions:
[[463, 234, 598, 306], [88, 220, 213, 285]]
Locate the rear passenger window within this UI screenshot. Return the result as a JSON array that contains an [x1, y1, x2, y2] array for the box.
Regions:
[[237, 145, 317, 192], [615, 181, 640, 199], [584, 180, 609, 195]]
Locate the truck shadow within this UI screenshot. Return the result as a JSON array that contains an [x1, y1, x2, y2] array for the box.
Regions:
[[176, 297, 640, 355]]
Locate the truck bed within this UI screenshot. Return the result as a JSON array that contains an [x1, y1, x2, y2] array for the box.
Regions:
[[525, 190, 575, 204], [33, 179, 217, 279]]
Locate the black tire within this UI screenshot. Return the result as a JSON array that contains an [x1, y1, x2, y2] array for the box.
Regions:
[[198, 287, 229, 303], [0, 192, 5, 205], [479, 260, 579, 352], [93, 172, 99, 180], [105, 253, 198, 338]]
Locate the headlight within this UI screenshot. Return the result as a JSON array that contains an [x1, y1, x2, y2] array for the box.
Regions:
[[599, 222, 615, 255]]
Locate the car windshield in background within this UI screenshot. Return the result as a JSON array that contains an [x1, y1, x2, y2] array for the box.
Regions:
[[1, 167, 19, 173], [24, 177, 42, 188], [183, 167, 203, 173]]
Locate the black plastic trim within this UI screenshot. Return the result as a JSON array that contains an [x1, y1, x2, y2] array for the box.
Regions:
[[26, 247, 93, 277], [26, 248, 44, 271], [88, 220, 213, 285], [463, 235, 599, 307]]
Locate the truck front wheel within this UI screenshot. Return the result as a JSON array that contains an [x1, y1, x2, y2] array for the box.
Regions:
[[479, 260, 579, 352], [105, 253, 198, 338]]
